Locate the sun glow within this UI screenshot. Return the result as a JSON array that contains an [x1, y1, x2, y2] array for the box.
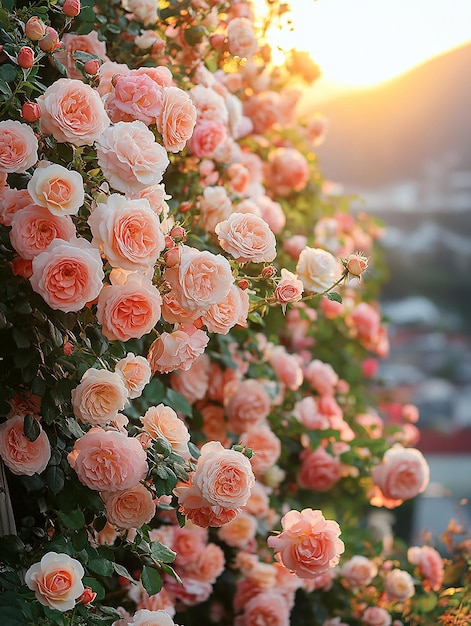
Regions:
[[265, 0, 471, 88]]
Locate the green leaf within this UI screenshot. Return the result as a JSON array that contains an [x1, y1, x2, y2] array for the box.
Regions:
[[327, 291, 342, 303], [188, 441, 201, 459], [150, 541, 176, 564], [0, 63, 16, 83], [143, 378, 166, 403], [45, 465, 65, 494], [43, 606, 66, 625], [154, 437, 173, 458], [88, 558, 114, 576], [12, 328, 30, 349], [159, 562, 182, 584], [141, 565, 162, 596], [23, 414, 40, 442], [58, 509, 85, 530], [72, 51, 102, 63], [112, 562, 135, 581], [0, 607, 27, 626], [82, 577, 105, 601], [164, 388, 192, 417]]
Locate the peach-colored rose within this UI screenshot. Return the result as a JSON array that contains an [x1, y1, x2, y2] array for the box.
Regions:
[[235, 591, 290, 626], [122, 0, 158, 25], [140, 404, 190, 458], [30, 238, 104, 313], [243, 92, 279, 135], [0, 187, 33, 226], [320, 295, 344, 319], [216, 212, 276, 265], [67, 427, 148, 492], [239, 423, 281, 475], [164, 575, 213, 607], [267, 345, 303, 391], [190, 84, 228, 125], [304, 359, 339, 396], [97, 61, 130, 97], [172, 524, 207, 566], [147, 324, 209, 374], [96, 121, 169, 193], [27, 163, 84, 216], [201, 283, 245, 335], [371, 444, 429, 506], [174, 479, 240, 528], [71, 368, 128, 426], [188, 119, 227, 158], [169, 354, 210, 405], [105, 72, 164, 125], [265, 147, 309, 196], [408, 545, 444, 592], [293, 396, 329, 431], [267, 509, 344, 578], [134, 183, 170, 217], [201, 403, 230, 446], [54, 32, 109, 80], [283, 234, 307, 261], [340, 555, 377, 588], [297, 446, 342, 492], [275, 268, 304, 304], [227, 16, 258, 58], [255, 197, 285, 236], [296, 247, 338, 293], [225, 379, 271, 435], [186, 542, 225, 584], [356, 412, 383, 439], [157, 86, 197, 153], [306, 114, 329, 146], [0, 415, 50, 476], [25, 552, 84, 612], [115, 353, 152, 399], [89, 194, 165, 271], [0, 120, 38, 173], [244, 481, 270, 518], [136, 587, 175, 616], [199, 185, 233, 233], [103, 483, 156, 529], [350, 302, 381, 346], [9, 205, 75, 259], [37, 79, 110, 146], [384, 569, 415, 601], [362, 607, 392, 626], [96, 274, 162, 342], [218, 510, 257, 548]]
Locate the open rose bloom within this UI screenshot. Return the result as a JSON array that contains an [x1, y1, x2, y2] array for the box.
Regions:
[[25, 552, 85, 612]]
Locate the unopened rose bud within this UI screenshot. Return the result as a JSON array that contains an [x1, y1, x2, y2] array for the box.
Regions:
[[346, 252, 368, 279], [79, 586, 97, 605], [164, 235, 175, 249], [39, 27, 60, 52], [25, 17, 47, 41], [21, 101, 41, 122], [179, 201, 191, 213], [164, 246, 181, 268], [238, 279, 249, 290], [62, 0, 81, 17], [402, 404, 419, 424], [170, 225, 186, 240], [261, 265, 276, 279], [210, 33, 226, 50], [17, 46, 35, 69], [63, 341, 74, 356], [83, 58, 100, 75]]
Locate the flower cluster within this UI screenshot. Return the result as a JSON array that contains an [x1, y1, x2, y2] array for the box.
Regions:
[[0, 1, 469, 626]]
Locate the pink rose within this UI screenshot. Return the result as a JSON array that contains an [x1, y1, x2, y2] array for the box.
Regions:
[[172, 525, 206, 566], [235, 592, 290, 626], [267, 346, 303, 391], [243, 92, 279, 135], [350, 302, 381, 346], [0, 187, 33, 226], [201, 283, 246, 335], [0, 120, 38, 173], [9, 205, 75, 259], [25, 552, 84, 612], [227, 17, 258, 58], [293, 396, 330, 430], [122, 0, 158, 25], [265, 147, 309, 196], [199, 185, 233, 233], [38, 79, 110, 146], [67, 427, 148, 492], [407, 545, 444, 591], [297, 446, 342, 492], [147, 324, 209, 374], [105, 72, 164, 125], [27, 163, 84, 216], [239, 423, 281, 475], [103, 483, 156, 529], [304, 359, 339, 396], [96, 274, 163, 342], [115, 353, 152, 399], [97, 61, 130, 97], [169, 354, 210, 405], [140, 404, 190, 458], [218, 511, 257, 548], [275, 268, 304, 303], [362, 607, 392, 626], [371, 444, 429, 507], [71, 368, 128, 426], [96, 121, 169, 193], [340, 555, 378, 587], [185, 543, 225, 585], [188, 119, 227, 158], [384, 569, 415, 601], [190, 84, 228, 125], [157, 86, 197, 153], [257, 195, 286, 234], [89, 194, 165, 271], [0, 415, 50, 476], [267, 509, 345, 578], [296, 247, 338, 293], [215, 212, 276, 263], [225, 379, 271, 435], [30, 238, 104, 313], [130, 609, 176, 626], [54, 32, 109, 80]]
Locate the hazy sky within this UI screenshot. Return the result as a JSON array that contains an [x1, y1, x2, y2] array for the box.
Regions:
[[268, 0, 471, 87]]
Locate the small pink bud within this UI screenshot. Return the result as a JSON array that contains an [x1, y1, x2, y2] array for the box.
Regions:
[[402, 404, 419, 424], [24, 17, 47, 41], [170, 225, 186, 240], [83, 58, 100, 75], [79, 587, 97, 605], [164, 246, 181, 268], [179, 201, 191, 213], [164, 235, 175, 249], [63, 341, 74, 356], [17, 46, 34, 69], [62, 0, 81, 17], [210, 33, 226, 50], [261, 265, 276, 279], [39, 27, 60, 53], [21, 101, 41, 122], [346, 252, 368, 279], [238, 279, 249, 290]]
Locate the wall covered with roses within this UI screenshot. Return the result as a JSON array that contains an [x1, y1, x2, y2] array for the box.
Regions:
[[0, 1, 470, 625]]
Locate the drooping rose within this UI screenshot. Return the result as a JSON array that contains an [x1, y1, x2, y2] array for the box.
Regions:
[[0, 415, 51, 476], [25, 552, 85, 612]]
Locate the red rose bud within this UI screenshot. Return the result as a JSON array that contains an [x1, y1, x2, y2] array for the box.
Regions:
[[170, 225, 186, 240], [210, 33, 226, 50], [39, 27, 60, 52], [83, 58, 100, 75], [17, 46, 34, 69], [62, 0, 81, 17], [63, 341, 74, 356], [25, 17, 47, 41], [79, 587, 97, 605], [21, 101, 41, 122], [237, 279, 249, 290], [261, 265, 276, 279]]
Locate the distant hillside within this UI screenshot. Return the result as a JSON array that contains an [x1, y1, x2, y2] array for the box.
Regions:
[[311, 43, 471, 187]]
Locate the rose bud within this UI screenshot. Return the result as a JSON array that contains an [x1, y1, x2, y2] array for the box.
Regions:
[[83, 59, 100, 75], [164, 235, 175, 249], [261, 265, 276, 279], [164, 246, 181, 268], [238, 279, 249, 290], [79, 587, 97, 605], [17, 46, 34, 69], [21, 102, 41, 122], [170, 225, 186, 240], [210, 33, 226, 50], [346, 252, 368, 279], [25, 17, 47, 41], [62, 0, 81, 17], [39, 27, 60, 52]]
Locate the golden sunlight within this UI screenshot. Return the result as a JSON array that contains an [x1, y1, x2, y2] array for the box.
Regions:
[[265, 0, 471, 88]]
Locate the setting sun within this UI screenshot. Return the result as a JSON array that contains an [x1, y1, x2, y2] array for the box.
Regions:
[[266, 0, 471, 87]]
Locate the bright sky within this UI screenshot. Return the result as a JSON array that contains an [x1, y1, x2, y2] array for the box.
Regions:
[[267, 0, 471, 87]]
